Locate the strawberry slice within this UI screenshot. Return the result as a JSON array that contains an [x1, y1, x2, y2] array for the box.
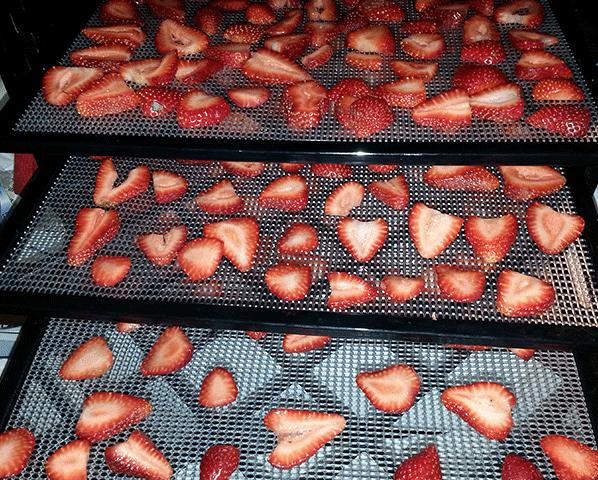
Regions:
[[526, 201, 585, 254], [346, 24, 396, 54], [200, 445, 240, 480], [138, 225, 187, 266], [76, 72, 138, 117], [177, 237, 224, 280], [435, 264, 486, 303], [105, 430, 172, 480], [380, 275, 425, 302], [281, 81, 329, 129], [494, 0, 544, 27], [401, 33, 445, 60], [204, 44, 252, 68], [280, 163, 306, 172], [394, 445, 442, 480], [246, 3, 276, 24], [264, 33, 311, 59], [464, 214, 518, 263], [137, 86, 182, 118], [265, 263, 312, 301], [502, 454, 543, 480], [324, 181, 366, 216], [195, 179, 244, 214], [411, 88, 472, 131], [258, 174, 308, 211], [532, 78, 584, 101], [211, 0, 249, 11], [327, 78, 372, 103], [75, 392, 152, 442], [344, 52, 383, 71], [199, 367, 238, 407], [496, 269, 555, 317], [461, 40, 505, 65], [282, 334, 330, 352], [242, 48, 313, 85], [192, 6, 222, 34], [176, 58, 223, 86], [100, 0, 143, 25], [361, 1, 406, 22], [118, 51, 178, 86], [327, 271, 377, 310], [152, 170, 188, 203], [369, 174, 409, 210], [0, 428, 35, 479], [338, 9, 370, 34], [408, 203, 463, 258], [310, 163, 353, 178], [389, 59, 438, 81], [423, 165, 499, 191], [334, 95, 395, 137], [356, 364, 421, 413], [305, 0, 339, 21], [498, 165, 566, 201], [469, 0, 493, 16], [304, 21, 339, 47], [82, 24, 146, 49], [224, 22, 266, 43], [337, 217, 388, 262], [117, 322, 142, 333], [508, 29, 559, 51], [45, 439, 91, 480], [462, 14, 500, 44], [401, 19, 440, 34], [451, 64, 508, 94], [67, 208, 120, 266], [146, 0, 186, 21], [508, 348, 535, 361], [264, 409, 346, 469], [514, 51, 573, 80], [277, 223, 319, 253], [94, 158, 150, 207], [42, 66, 103, 106], [246, 331, 268, 340], [203, 217, 260, 272], [368, 164, 399, 173], [140, 326, 194, 376], [527, 105, 591, 138], [541, 435, 598, 480], [441, 381, 516, 440], [469, 83, 524, 123], [70, 44, 132, 73], [424, 2, 469, 29], [220, 161, 265, 177], [372, 78, 427, 108], [92, 255, 131, 286], [59, 336, 113, 380], [227, 86, 270, 108], [265, 8, 303, 35], [177, 90, 230, 128], [301, 45, 334, 69]]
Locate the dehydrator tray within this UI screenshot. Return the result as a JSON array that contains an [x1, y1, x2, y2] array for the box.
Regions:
[[2, 316, 597, 480]]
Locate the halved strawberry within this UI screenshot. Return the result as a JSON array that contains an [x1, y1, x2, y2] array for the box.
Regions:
[[461, 40, 505, 65], [152, 170, 188, 203], [502, 454, 543, 480], [200, 445, 240, 480], [195, 179, 244, 214], [0, 428, 35, 479], [105, 430, 172, 480], [435, 264, 486, 303], [203, 217, 260, 272], [92, 255, 131, 286], [464, 214, 518, 263], [246, 3, 276, 24], [541, 435, 598, 480], [401, 19, 440, 34], [338, 9, 370, 34], [220, 161, 265, 177], [389, 59, 438, 81], [423, 165, 499, 191], [337, 217, 388, 262], [344, 52, 383, 71], [265, 263, 312, 301], [408, 203, 463, 259], [304, 21, 339, 47], [527, 104, 591, 138], [310, 163, 353, 178], [137, 86, 182, 118], [176, 58, 223, 85], [334, 95, 395, 137], [508, 29, 559, 51], [264, 33, 311, 59], [498, 165, 566, 201], [441, 381, 516, 440], [140, 326, 193, 376], [327, 271, 377, 309], [356, 364, 420, 413], [264, 8, 303, 35], [514, 51, 573, 80], [76, 72, 138, 117], [75, 391, 152, 442], [45, 439, 91, 480], [118, 51, 178, 86], [372, 78, 427, 108], [59, 336, 113, 380], [146, 0, 186, 22], [94, 158, 150, 207], [469, 83, 524, 123], [199, 367, 238, 407], [67, 208, 120, 266], [380, 275, 425, 302], [532, 78, 585, 101], [224, 22, 266, 43], [526, 201, 584, 254], [369, 174, 409, 210], [281, 81, 329, 129], [401, 33, 445, 60], [327, 78, 372, 103], [282, 334, 330, 352], [496, 269, 555, 317], [138, 225, 188, 266], [301, 45, 334, 69], [82, 24, 146, 49], [227, 86, 270, 108], [346, 24, 396, 55], [246, 331, 268, 340], [177, 237, 224, 280], [177, 90, 230, 128], [100, 0, 143, 25], [192, 6, 223, 34], [412, 88, 472, 131], [494, 0, 544, 27], [277, 223, 319, 253], [211, 0, 250, 10], [242, 48, 313, 85], [70, 44, 132, 72], [305, 0, 339, 21], [394, 445, 442, 480], [452, 64, 508, 94], [264, 409, 346, 469], [324, 181, 365, 216], [258, 174, 308, 211], [42, 66, 104, 105], [462, 14, 500, 44]]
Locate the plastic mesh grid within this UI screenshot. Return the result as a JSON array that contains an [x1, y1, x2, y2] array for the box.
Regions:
[[0, 157, 596, 327], [5, 317, 597, 479], [11, 0, 598, 143]]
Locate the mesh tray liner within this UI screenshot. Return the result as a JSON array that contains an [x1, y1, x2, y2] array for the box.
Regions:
[[6, 317, 597, 479], [0, 157, 596, 327], [11, 0, 598, 143]]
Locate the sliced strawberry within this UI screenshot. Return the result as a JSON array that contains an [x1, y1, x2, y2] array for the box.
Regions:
[[265, 8, 303, 36], [211, 0, 250, 11], [498, 165, 566, 201], [227, 86, 270, 108], [305, 0, 339, 21], [401, 19, 440, 34], [464, 214, 518, 263], [176, 58, 223, 85], [301, 44, 334, 69], [508, 348, 536, 361], [514, 51, 573, 80], [92, 255, 131, 286], [441, 381, 516, 440], [258, 174, 308, 211], [372, 78, 427, 108], [177, 237, 224, 279], [138, 225, 187, 266], [242, 48, 312, 85], [199, 367, 238, 407], [264, 409, 346, 469], [414, 0, 440, 12], [70, 44, 133, 73], [76, 72, 138, 117], [435, 264, 486, 303], [338, 9, 370, 34], [337, 217, 388, 262], [195, 179, 244, 214], [411, 88, 472, 131], [452, 64, 508, 94], [75, 391, 152, 442], [508, 29, 559, 51], [423, 165, 499, 191], [494, 0, 544, 27], [401, 33, 445, 60], [117, 322, 142, 333], [335, 95, 395, 137], [140, 326, 193, 376], [223, 23, 265, 44], [100, 0, 143, 25], [152, 170, 188, 203], [327, 271, 377, 310], [246, 3, 277, 24], [94, 158, 150, 207], [496, 269, 555, 317], [389, 59, 438, 81], [532, 78, 584, 101], [264, 33, 311, 59], [137, 86, 182, 117], [280, 163, 306, 173], [310, 163, 353, 178], [526, 201, 584, 254], [83, 23, 145, 50], [200, 445, 240, 480], [0, 428, 35, 479], [463, 14, 500, 44], [304, 21, 339, 47], [246, 331, 268, 340], [282, 334, 330, 352], [281, 81, 329, 129], [277, 223, 319, 253], [461, 40, 505, 65], [527, 104, 591, 138], [105, 430, 172, 480], [356, 364, 420, 413], [118, 51, 178, 86], [323, 181, 365, 216], [380, 275, 424, 302], [265, 263, 312, 301], [146, 0, 186, 22], [360, 0, 406, 23], [327, 78, 372, 103], [469, 83, 524, 123], [368, 164, 399, 173], [67, 208, 120, 266], [394, 445, 442, 480], [425, 2, 469, 29], [220, 161, 265, 177], [155, 19, 209, 56], [346, 24, 396, 55], [408, 203, 463, 259], [192, 6, 223, 35], [203, 217, 260, 272], [59, 336, 113, 380], [369, 174, 409, 210], [45, 439, 91, 480], [502, 454, 543, 480], [42, 66, 104, 105], [177, 90, 230, 128], [468, 0, 493, 16], [344, 52, 383, 71], [541, 435, 598, 480]]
